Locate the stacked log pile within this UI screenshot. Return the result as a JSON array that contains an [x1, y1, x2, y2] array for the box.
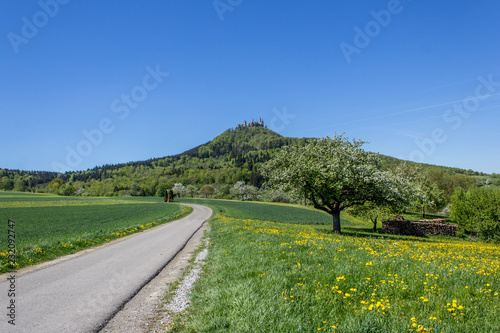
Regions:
[[382, 219, 459, 237]]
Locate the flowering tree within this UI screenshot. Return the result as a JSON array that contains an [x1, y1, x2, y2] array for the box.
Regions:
[[172, 183, 188, 198], [231, 181, 260, 201], [262, 135, 411, 233], [186, 184, 199, 198]]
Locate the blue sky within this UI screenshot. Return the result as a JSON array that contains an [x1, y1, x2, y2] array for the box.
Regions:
[[1, 0, 499, 174]]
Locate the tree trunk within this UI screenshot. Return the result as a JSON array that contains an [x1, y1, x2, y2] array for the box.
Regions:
[[372, 218, 377, 232], [332, 210, 341, 234], [422, 206, 425, 219]]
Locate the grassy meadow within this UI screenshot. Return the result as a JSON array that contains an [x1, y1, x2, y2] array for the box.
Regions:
[[0, 192, 192, 273], [171, 199, 500, 332]]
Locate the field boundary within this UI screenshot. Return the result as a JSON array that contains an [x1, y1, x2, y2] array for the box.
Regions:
[[0, 204, 195, 281]]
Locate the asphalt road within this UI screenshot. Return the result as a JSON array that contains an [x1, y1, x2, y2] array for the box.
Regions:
[[0, 203, 212, 333]]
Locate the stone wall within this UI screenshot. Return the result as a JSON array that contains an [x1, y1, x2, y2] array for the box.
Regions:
[[382, 219, 460, 237]]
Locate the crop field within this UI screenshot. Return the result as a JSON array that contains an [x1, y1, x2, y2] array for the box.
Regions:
[[171, 199, 500, 332], [0, 192, 191, 273], [177, 198, 360, 227]]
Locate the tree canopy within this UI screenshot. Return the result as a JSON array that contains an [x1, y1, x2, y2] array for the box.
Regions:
[[262, 135, 411, 233], [200, 185, 215, 198], [450, 187, 500, 240], [0, 126, 486, 199], [394, 164, 446, 218], [347, 201, 396, 232]]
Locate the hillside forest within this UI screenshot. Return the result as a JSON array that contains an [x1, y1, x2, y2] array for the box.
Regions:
[[1, 126, 498, 212]]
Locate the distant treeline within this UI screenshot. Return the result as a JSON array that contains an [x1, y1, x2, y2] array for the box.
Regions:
[[2, 127, 498, 202]]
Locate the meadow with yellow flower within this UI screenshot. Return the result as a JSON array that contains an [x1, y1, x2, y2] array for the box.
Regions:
[[171, 199, 500, 332]]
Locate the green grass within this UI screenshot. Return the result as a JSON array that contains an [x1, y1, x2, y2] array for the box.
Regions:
[[0, 192, 192, 273], [176, 198, 362, 228], [170, 200, 500, 333]]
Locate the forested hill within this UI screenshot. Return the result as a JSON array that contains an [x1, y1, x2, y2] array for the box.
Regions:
[[70, 126, 301, 187], [1, 125, 495, 196], [0, 126, 303, 195], [182, 126, 297, 159]]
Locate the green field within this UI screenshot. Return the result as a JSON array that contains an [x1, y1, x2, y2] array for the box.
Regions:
[[0, 192, 192, 273], [177, 198, 363, 226], [170, 199, 500, 333]]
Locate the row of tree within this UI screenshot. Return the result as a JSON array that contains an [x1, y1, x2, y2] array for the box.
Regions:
[[3, 133, 497, 239], [1, 126, 492, 200], [164, 181, 262, 201]]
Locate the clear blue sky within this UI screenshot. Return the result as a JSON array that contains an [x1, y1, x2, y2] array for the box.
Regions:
[[1, 0, 499, 174]]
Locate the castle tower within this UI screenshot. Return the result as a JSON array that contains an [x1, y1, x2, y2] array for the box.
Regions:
[[243, 120, 247, 127]]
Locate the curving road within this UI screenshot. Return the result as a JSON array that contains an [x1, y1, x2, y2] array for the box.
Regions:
[[0, 204, 212, 333]]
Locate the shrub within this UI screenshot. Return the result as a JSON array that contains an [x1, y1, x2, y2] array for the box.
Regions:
[[200, 185, 215, 198], [59, 184, 76, 196], [269, 190, 291, 203], [82, 189, 97, 197], [450, 187, 500, 240], [231, 181, 261, 201]]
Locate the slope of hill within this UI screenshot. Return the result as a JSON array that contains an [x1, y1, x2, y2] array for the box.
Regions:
[[65, 126, 298, 190], [1, 125, 496, 197]]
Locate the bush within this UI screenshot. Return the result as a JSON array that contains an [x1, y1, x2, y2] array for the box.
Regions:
[[450, 187, 500, 240], [59, 184, 76, 196], [81, 189, 97, 197], [231, 181, 261, 201], [268, 190, 291, 203], [200, 185, 215, 198]]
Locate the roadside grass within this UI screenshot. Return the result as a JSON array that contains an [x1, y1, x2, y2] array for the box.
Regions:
[[0, 192, 192, 273], [171, 200, 500, 332], [163, 233, 210, 306], [162, 232, 211, 331]]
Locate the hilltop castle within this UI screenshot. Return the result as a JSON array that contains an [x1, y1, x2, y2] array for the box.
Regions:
[[242, 118, 264, 128]]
